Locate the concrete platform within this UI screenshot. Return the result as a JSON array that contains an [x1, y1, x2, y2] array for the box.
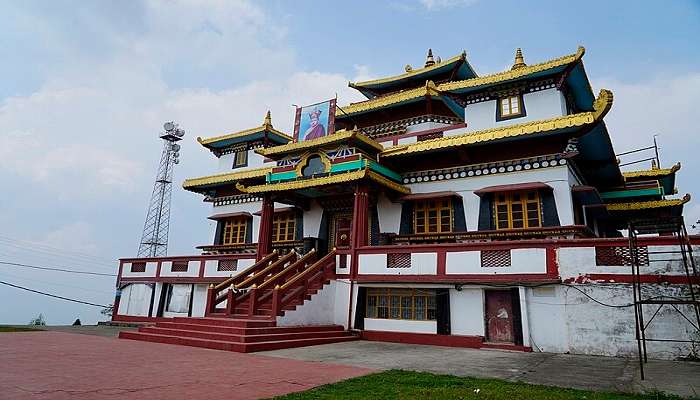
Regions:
[[0, 331, 372, 400], [261, 340, 700, 398]]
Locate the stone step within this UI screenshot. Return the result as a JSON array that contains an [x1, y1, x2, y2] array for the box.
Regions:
[[172, 317, 274, 328], [153, 321, 344, 335], [139, 326, 352, 343]]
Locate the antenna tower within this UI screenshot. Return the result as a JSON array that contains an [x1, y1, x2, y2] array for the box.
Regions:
[[137, 122, 185, 257]]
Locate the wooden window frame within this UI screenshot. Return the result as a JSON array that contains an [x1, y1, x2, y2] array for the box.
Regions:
[[366, 288, 436, 321], [497, 94, 525, 121], [493, 190, 542, 230], [222, 217, 248, 245], [233, 149, 248, 168], [271, 212, 296, 243], [413, 198, 453, 234]]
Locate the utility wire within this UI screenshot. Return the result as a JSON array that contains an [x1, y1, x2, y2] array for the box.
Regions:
[[0, 235, 116, 264], [0, 280, 110, 308], [0, 261, 116, 277]]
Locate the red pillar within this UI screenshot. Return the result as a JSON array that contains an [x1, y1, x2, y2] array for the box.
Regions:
[[256, 194, 274, 261], [351, 184, 369, 249]]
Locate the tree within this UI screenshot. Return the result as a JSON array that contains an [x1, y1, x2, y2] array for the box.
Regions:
[[100, 304, 114, 318], [29, 313, 46, 326]]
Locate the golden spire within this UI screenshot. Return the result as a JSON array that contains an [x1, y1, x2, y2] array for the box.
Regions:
[[511, 48, 526, 70], [651, 159, 658, 170], [263, 110, 272, 127], [424, 48, 435, 67]]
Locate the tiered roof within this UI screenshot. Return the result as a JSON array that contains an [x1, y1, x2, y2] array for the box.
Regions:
[[196, 111, 292, 153]]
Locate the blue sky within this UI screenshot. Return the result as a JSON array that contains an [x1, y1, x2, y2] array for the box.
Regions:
[[1, 0, 699, 325]]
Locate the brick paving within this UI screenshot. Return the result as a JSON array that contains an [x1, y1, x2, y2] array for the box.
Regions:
[[0, 331, 374, 400]]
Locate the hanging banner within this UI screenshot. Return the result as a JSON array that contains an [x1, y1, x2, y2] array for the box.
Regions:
[[293, 98, 336, 142]]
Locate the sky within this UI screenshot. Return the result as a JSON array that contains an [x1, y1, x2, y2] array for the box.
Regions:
[[1, 0, 699, 325]]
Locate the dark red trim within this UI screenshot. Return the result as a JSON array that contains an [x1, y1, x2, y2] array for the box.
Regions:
[[120, 277, 227, 284], [378, 123, 467, 143], [253, 206, 299, 216], [564, 274, 700, 285], [198, 260, 205, 278], [120, 254, 256, 263], [355, 274, 559, 283], [474, 182, 552, 196], [546, 247, 558, 276], [361, 330, 484, 349], [272, 165, 295, 173], [436, 252, 446, 276], [332, 154, 361, 164]]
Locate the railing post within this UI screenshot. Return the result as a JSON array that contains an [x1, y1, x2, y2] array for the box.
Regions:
[[206, 284, 215, 316], [271, 285, 281, 317], [248, 285, 258, 316], [225, 284, 236, 316]]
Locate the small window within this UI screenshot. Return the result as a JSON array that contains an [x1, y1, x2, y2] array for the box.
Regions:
[[272, 212, 296, 242], [217, 260, 238, 271], [233, 150, 248, 168], [366, 288, 436, 321], [171, 261, 189, 272], [223, 217, 248, 245], [499, 95, 523, 118], [494, 190, 541, 230], [130, 262, 146, 273], [301, 155, 326, 177], [414, 198, 452, 234]]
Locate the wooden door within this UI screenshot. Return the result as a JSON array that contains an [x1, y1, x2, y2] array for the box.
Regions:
[[334, 216, 352, 249], [485, 290, 514, 343]]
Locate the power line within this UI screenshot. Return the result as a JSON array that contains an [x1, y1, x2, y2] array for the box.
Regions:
[[0, 280, 110, 308], [0, 242, 116, 271], [0, 235, 116, 264], [0, 261, 116, 277], [0, 270, 114, 296]]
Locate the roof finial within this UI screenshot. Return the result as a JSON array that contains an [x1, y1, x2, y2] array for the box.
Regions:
[[263, 110, 272, 127], [511, 48, 526, 70], [425, 48, 435, 67], [651, 159, 658, 170]]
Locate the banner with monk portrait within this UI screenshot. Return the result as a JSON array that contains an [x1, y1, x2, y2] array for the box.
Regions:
[[293, 98, 336, 142]]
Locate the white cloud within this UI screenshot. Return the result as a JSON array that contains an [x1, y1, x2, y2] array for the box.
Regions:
[[419, 0, 478, 10]]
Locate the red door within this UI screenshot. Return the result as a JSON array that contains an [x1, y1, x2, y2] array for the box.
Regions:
[[485, 290, 514, 343], [334, 216, 352, 249]]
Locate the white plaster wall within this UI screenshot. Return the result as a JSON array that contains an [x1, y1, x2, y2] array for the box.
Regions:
[[277, 281, 337, 326], [117, 283, 152, 316], [358, 252, 437, 275], [449, 288, 484, 336], [364, 318, 437, 334], [303, 200, 323, 238], [406, 121, 451, 133], [203, 258, 256, 278], [397, 136, 417, 145], [376, 192, 401, 234], [406, 165, 574, 231], [159, 261, 200, 277], [464, 88, 567, 133], [335, 254, 352, 275], [190, 284, 208, 317], [526, 286, 569, 353], [216, 149, 267, 173], [333, 279, 352, 328], [445, 248, 546, 275], [121, 262, 157, 278]]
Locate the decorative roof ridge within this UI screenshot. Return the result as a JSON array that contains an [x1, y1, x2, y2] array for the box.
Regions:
[[197, 111, 292, 147], [255, 129, 383, 156], [622, 162, 681, 179], [605, 194, 690, 211], [234, 167, 410, 195], [182, 166, 272, 190], [439, 46, 585, 92], [381, 88, 612, 158], [349, 51, 467, 88], [339, 80, 441, 116]]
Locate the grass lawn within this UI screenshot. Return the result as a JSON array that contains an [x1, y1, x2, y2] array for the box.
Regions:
[[0, 326, 44, 332], [274, 370, 691, 400]]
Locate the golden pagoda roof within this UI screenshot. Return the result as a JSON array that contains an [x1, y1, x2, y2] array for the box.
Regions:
[[235, 167, 410, 195], [339, 80, 441, 116], [182, 166, 271, 191], [349, 52, 467, 88], [381, 88, 613, 158], [439, 46, 585, 92], [605, 194, 690, 211], [255, 129, 384, 157], [338, 47, 585, 116], [622, 162, 681, 179], [197, 111, 292, 148]]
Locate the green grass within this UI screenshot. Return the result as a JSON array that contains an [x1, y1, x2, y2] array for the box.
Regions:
[[274, 370, 690, 400], [0, 326, 44, 332]]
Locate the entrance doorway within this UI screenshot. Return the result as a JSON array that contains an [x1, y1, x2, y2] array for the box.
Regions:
[[331, 213, 352, 249], [484, 289, 516, 343]]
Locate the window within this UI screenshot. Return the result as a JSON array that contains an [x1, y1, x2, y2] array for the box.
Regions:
[[130, 262, 146, 273], [366, 288, 436, 321], [272, 212, 296, 242], [222, 217, 248, 245], [233, 149, 248, 168], [494, 190, 542, 230], [171, 261, 188, 272], [414, 198, 452, 234], [217, 260, 238, 271], [301, 155, 326, 177], [499, 95, 522, 118]]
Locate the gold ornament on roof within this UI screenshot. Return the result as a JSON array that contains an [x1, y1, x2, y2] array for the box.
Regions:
[[264, 110, 272, 127], [425, 48, 435, 67], [405, 64, 413, 72], [512, 48, 527, 70]]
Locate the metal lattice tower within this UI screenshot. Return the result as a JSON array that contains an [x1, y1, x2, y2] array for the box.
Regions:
[[137, 122, 185, 257]]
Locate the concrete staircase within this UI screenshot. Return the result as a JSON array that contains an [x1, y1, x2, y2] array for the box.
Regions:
[[119, 317, 357, 352]]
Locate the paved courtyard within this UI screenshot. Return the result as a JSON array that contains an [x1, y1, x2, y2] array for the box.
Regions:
[[261, 341, 700, 398], [0, 331, 373, 400]]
